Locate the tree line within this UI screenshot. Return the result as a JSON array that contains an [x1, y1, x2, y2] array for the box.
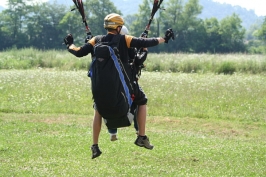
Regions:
[[0, 0, 265, 53]]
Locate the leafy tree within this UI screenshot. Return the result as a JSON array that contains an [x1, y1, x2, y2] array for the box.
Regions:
[[250, 17, 266, 53], [255, 17, 266, 43], [130, 0, 152, 37], [0, 0, 68, 49], [179, 0, 204, 52], [246, 23, 260, 41], [124, 14, 137, 30], [59, 0, 121, 46], [219, 13, 246, 52], [2, 0, 29, 48], [130, 0, 171, 52], [59, 3, 85, 46], [161, 0, 183, 52], [85, 0, 121, 35], [204, 17, 221, 53], [0, 0, 254, 53], [162, 0, 204, 52], [0, 14, 13, 50], [26, 2, 67, 49], [186, 19, 207, 52]]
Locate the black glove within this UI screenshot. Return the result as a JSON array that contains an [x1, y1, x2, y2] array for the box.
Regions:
[[164, 28, 175, 43], [85, 32, 93, 43], [141, 30, 148, 38], [64, 34, 73, 48]]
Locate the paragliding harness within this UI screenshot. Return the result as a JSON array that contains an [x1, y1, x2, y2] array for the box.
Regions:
[[88, 35, 136, 129], [131, 49, 148, 80]]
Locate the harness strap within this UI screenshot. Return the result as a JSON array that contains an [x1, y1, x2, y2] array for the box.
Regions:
[[109, 47, 132, 106]]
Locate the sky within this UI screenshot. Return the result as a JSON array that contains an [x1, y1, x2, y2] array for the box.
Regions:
[[0, 0, 48, 8], [0, 0, 266, 16], [213, 0, 266, 16]]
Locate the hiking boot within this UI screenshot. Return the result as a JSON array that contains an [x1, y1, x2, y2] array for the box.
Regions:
[[91, 144, 102, 159], [134, 135, 154, 150], [110, 134, 118, 141]]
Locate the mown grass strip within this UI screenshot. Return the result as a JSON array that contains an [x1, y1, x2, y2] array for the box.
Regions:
[[0, 113, 265, 176]]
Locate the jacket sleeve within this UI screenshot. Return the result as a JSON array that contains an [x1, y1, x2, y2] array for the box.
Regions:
[[68, 37, 96, 57], [125, 35, 159, 48]]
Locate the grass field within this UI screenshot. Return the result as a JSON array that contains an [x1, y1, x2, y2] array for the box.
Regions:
[[1, 48, 266, 74], [1, 69, 266, 176]]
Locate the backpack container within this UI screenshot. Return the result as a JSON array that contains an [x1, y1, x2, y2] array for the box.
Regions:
[[88, 35, 135, 129]]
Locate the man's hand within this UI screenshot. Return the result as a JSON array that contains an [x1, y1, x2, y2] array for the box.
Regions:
[[64, 34, 73, 48], [164, 28, 175, 43], [141, 30, 148, 38], [85, 32, 93, 43]]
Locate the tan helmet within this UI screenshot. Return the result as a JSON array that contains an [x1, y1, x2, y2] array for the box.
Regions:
[[104, 13, 124, 29]]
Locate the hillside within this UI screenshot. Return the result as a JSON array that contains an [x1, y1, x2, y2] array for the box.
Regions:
[[0, 0, 263, 29], [50, 0, 263, 29], [111, 0, 263, 29], [199, 0, 263, 29]]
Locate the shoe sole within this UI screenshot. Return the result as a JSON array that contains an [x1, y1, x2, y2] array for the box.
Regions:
[[92, 151, 102, 159], [111, 135, 118, 141], [134, 142, 154, 150]]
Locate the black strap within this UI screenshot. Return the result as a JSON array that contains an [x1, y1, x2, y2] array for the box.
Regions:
[[93, 34, 121, 58], [109, 35, 121, 59], [111, 34, 121, 49], [93, 35, 103, 45], [94, 34, 121, 47]]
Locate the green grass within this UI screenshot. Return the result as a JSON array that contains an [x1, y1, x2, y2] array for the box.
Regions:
[[0, 48, 89, 70], [1, 113, 265, 176], [1, 48, 266, 74], [1, 70, 266, 122], [0, 70, 266, 176]]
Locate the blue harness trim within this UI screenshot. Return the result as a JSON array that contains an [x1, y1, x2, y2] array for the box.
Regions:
[[109, 47, 132, 106]]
